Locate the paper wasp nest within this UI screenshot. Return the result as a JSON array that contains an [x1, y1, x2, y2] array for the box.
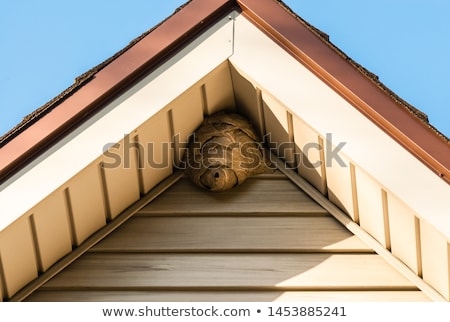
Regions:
[[184, 112, 274, 191]]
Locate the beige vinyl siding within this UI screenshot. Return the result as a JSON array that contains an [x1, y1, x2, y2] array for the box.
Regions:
[[0, 218, 38, 298], [26, 174, 429, 302], [63, 165, 106, 246], [25, 291, 431, 302], [388, 194, 422, 275], [101, 142, 141, 220], [355, 167, 390, 249], [89, 216, 368, 252], [420, 220, 450, 299], [28, 191, 72, 272], [135, 111, 174, 194], [292, 115, 327, 195]]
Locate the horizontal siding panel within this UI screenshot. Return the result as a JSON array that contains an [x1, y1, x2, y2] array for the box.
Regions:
[[26, 290, 430, 302], [42, 253, 416, 290], [139, 177, 327, 215], [92, 216, 372, 252]]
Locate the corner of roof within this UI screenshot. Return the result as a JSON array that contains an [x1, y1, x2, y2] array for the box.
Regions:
[[274, 0, 449, 144], [0, 0, 194, 148]]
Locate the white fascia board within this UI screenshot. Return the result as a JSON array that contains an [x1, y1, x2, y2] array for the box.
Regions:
[[0, 13, 235, 232], [230, 14, 450, 240]]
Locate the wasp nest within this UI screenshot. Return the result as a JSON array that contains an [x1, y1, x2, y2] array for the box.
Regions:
[[184, 111, 274, 191]]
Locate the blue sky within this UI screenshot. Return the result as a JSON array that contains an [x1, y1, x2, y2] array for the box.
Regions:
[[1, 0, 449, 138]]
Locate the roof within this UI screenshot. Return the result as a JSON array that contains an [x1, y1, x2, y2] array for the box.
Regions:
[[0, 0, 448, 185], [0, 0, 449, 302]]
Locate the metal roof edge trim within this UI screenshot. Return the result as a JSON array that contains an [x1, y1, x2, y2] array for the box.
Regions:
[[237, 0, 450, 184], [0, 0, 238, 184]]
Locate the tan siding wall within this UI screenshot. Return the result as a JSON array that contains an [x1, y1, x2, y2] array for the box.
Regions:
[[262, 94, 295, 166], [136, 111, 173, 194], [169, 86, 204, 164], [0, 218, 37, 298], [101, 148, 140, 220], [388, 194, 422, 275], [201, 62, 235, 115], [26, 175, 429, 302], [293, 115, 326, 195], [0, 268, 3, 302], [325, 153, 358, 221], [230, 64, 263, 137], [355, 168, 390, 248], [29, 192, 72, 271], [64, 165, 107, 245], [420, 220, 450, 300]]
